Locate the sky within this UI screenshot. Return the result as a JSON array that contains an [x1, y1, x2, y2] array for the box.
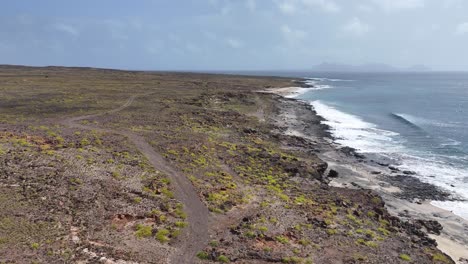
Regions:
[[1, 0, 468, 71]]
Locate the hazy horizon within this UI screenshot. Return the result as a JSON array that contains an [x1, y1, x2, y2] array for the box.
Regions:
[[2, 1, 468, 71]]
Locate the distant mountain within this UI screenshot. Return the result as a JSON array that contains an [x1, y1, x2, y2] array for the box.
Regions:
[[311, 63, 431, 72], [406, 64, 432, 72]]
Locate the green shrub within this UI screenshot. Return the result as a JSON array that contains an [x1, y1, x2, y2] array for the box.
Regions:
[[282, 257, 302, 263], [196, 251, 210, 260], [432, 253, 450, 263], [346, 214, 362, 225], [171, 229, 181, 238], [80, 138, 90, 147], [31, 243, 40, 250], [175, 221, 188, 228], [365, 241, 377, 248], [298, 239, 311, 246], [174, 207, 187, 219], [245, 231, 256, 238], [155, 229, 170, 243], [135, 224, 152, 238], [161, 187, 174, 198], [378, 227, 390, 236], [217, 255, 229, 263], [275, 235, 289, 244], [209, 240, 219, 247], [399, 254, 411, 261]]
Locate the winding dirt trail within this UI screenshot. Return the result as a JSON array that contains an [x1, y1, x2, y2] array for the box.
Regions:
[[62, 94, 209, 263]]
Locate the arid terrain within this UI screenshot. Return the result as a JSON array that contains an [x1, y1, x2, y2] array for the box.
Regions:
[[0, 66, 455, 263]]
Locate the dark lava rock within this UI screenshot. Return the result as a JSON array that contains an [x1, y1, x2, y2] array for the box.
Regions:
[[376, 162, 390, 167], [400, 221, 438, 246], [308, 217, 328, 228], [327, 169, 339, 178], [379, 174, 451, 201], [340, 146, 366, 159], [315, 162, 328, 177], [243, 128, 257, 134], [285, 166, 299, 174], [416, 219, 443, 235]]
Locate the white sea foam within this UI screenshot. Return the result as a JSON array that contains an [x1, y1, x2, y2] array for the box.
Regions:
[[310, 100, 468, 220], [284, 87, 313, 98], [396, 153, 468, 214], [304, 80, 333, 90], [440, 138, 462, 147], [286, 84, 332, 99], [431, 201, 468, 220], [311, 100, 402, 153]]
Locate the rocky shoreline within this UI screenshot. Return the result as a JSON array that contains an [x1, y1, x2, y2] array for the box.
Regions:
[[263, 83, 468, 263]]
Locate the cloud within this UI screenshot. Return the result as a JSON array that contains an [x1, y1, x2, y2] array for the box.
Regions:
[[342, 17, 370, 36], [277, 0, 340, 14], [442, 0, 463, 8], [220, 6, 231, 16], [281, 25, 308, 40], [53, 23, 79, 36], [302, 0, 340, 13], [246, 0, 256, 12], [226, 38, 243, 48], [372, 0, 425, 11], [102, 20, 129, 40], [357, 4, 374, 12], [278, 1, 297, 14], [455, 22, 468, 35], [203, 31, 218, 41], [185, 43, 201, 53]]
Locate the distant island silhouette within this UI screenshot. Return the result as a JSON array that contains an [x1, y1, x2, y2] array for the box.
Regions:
[[311, 62, 431, 72]]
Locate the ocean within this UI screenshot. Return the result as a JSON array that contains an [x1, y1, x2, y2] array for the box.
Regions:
[[278, 72, 468, 220]]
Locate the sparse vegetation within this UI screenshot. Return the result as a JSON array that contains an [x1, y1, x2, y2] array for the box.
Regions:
[[400, 254, 412, 261], [275, 235, 289, 244], [135, 224, 153, 238], [217, 255, 230, 263], [155, 229, 170, 243], [432, 253, 450, 263], [196, 251, 210, 260], [0, 66, 453, 264]]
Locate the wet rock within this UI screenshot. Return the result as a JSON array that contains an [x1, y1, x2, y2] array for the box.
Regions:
[[340, 146, 365, 159], [379, 174, 451, 201], [376, 162, 389, 167], [403, 170, 417, 175]]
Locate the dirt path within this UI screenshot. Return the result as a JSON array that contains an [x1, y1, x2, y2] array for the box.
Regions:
[[62, 94, 209, 263]]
